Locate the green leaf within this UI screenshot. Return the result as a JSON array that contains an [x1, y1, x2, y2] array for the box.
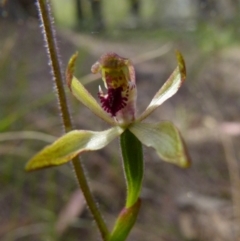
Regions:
[[120, 129, 144, 208], [26, 126, 123, 171], [109, 198, 141, 241], [137, 51, 186, 121], [129, 122, 191, 168], [66, 52, 116, 126]]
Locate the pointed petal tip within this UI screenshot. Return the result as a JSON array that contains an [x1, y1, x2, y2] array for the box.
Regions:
[[175, 50, 186, 82], [137, 51, 186, 122], [178, 154, 191, 169], [166, 132, 192, 169], [180, 137, 192, 168], [66, 52, 79, 90], [25, 164, 35, 172], [25, 161, 36, 172], [25, 162, 58, 172]]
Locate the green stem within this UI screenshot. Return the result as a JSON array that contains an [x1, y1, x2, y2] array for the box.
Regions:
[[36, 1, 109, 240]]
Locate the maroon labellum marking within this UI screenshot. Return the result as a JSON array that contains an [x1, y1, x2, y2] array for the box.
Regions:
[[98, 87, 127, 116]]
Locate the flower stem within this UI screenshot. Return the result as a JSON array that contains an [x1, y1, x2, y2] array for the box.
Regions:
[[36, 1, 109, 239]]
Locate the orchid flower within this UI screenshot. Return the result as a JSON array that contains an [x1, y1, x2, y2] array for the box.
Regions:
[[26, 51, 190, 209]]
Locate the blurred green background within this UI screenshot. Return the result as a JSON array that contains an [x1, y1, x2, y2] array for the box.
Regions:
[[1, 0, 240, 240]]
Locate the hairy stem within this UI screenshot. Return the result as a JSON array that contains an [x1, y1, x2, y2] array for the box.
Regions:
[[36, 0, 109, 239]]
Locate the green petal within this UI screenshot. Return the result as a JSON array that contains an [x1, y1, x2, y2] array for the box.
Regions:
[[137, 51, 186, 121], [129, 122, 191, 168], [66, 52, 116, 126], [25, 126, 123, 171]]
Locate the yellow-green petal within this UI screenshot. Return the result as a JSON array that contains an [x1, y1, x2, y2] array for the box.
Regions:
[[26, 126, 124, 171], [66, 52, 116, 126], [137, 51, 186, 121], [129, 122, 190, 168]]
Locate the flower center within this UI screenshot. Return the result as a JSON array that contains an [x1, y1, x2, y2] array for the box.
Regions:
[[98, 67, 130, 116], [98, 86, 128, 116], [91, 52, 137, 123]]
